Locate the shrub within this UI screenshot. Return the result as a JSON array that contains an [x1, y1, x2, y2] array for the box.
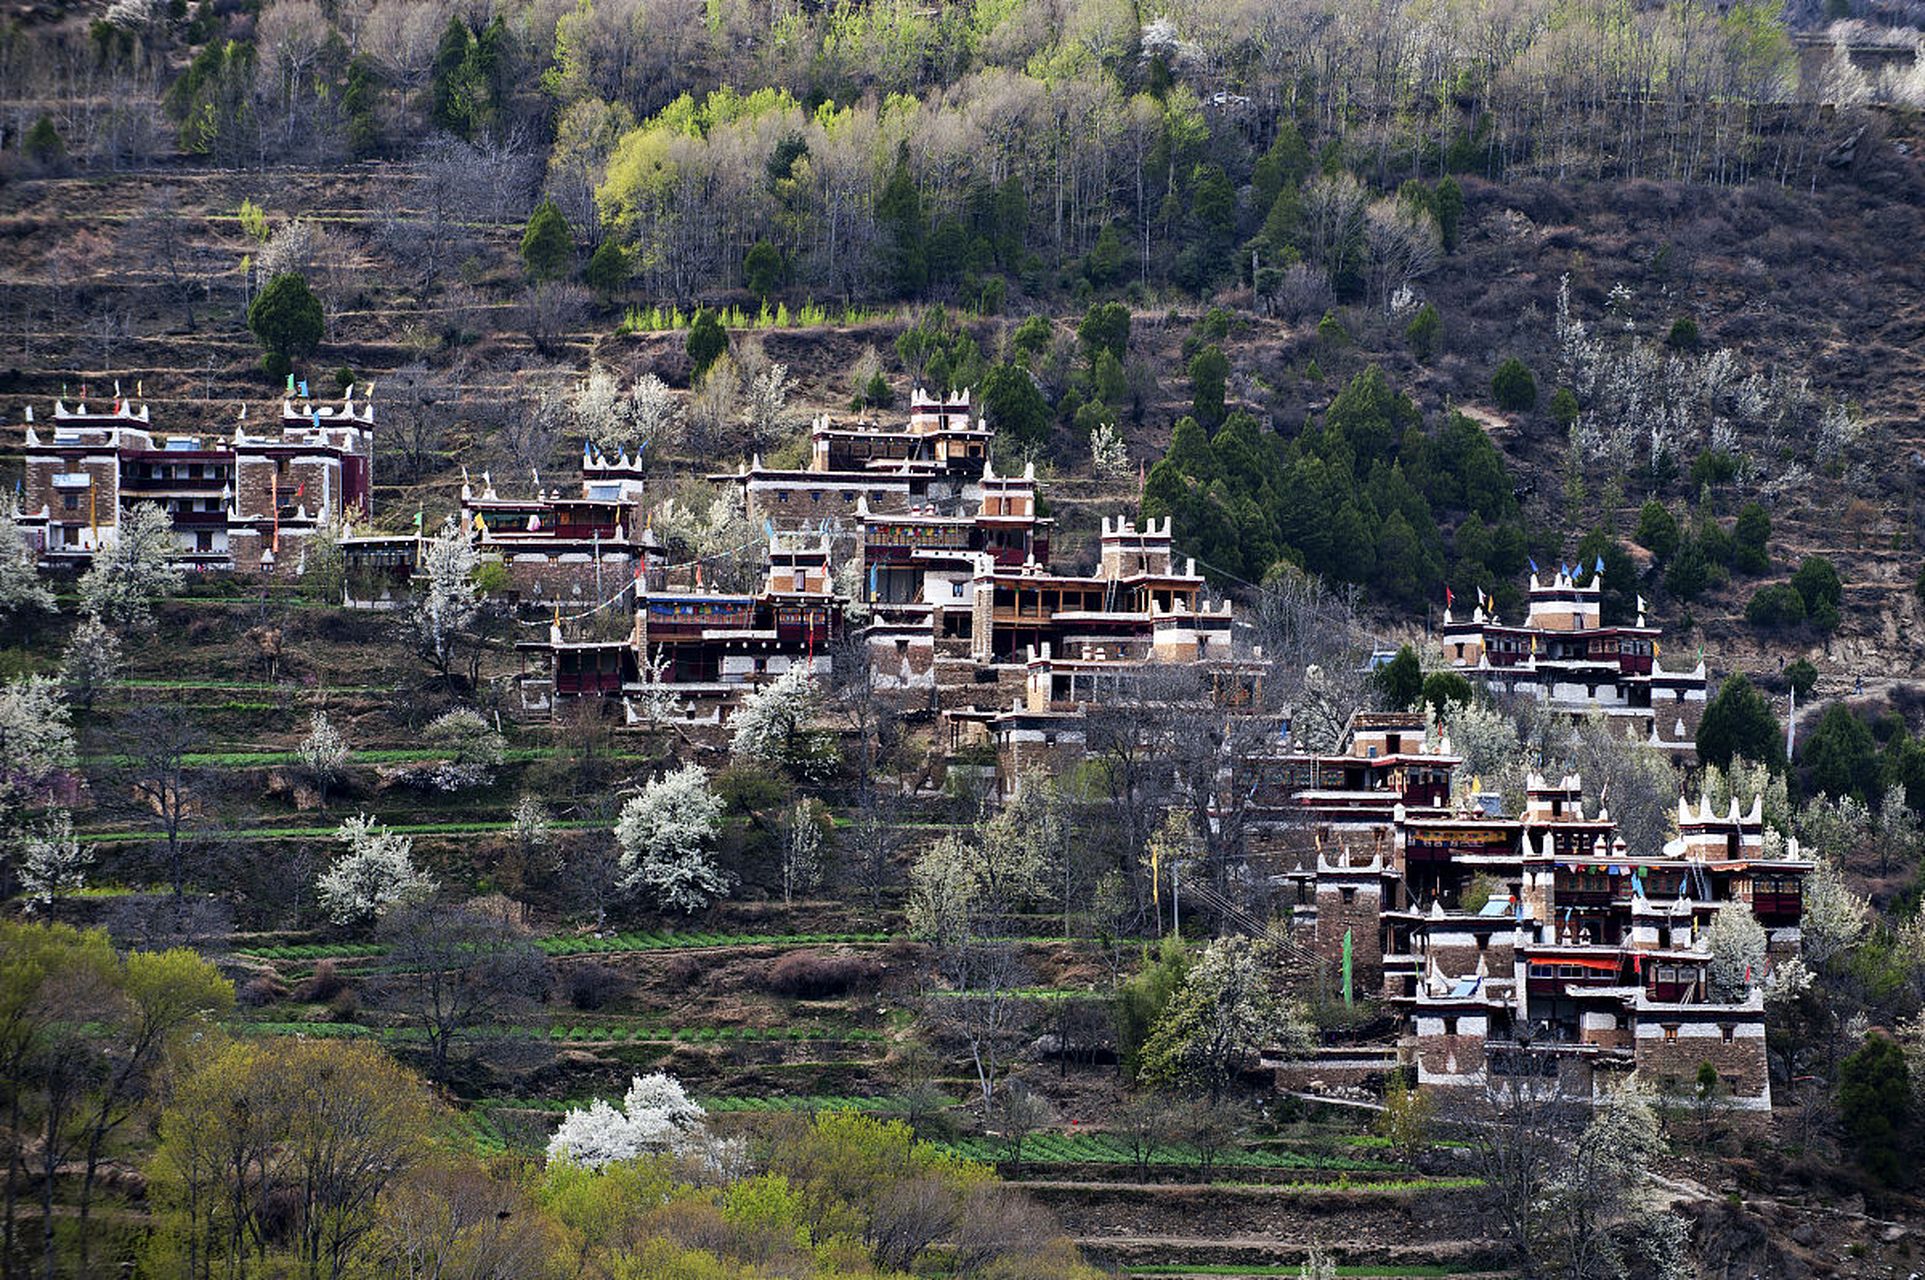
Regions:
[[1491, 357, 1537, 411], [1791, 556, 1843, 631], [566, 962, 627, 1011], [294, 959, 348, 1004], [764, 951, 883, 999], [1745, 583, 1807, 629], [1665, 315, 1701, 351], [238, 974, 288, 1007], [1549, 386, 1580, 428]]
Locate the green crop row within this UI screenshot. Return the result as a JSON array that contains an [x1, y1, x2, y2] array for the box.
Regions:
[[938, 1132, 1397, 1171], [538, 930, 889, 955]]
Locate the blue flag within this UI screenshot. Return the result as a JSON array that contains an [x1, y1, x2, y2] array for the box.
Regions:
[[1594, 555, 1605, 574], [298, 380, 308, 398], [1528, 557, 1539, 574]]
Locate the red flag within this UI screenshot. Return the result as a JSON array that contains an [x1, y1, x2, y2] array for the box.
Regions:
[[1445, 586, 1454, 607]]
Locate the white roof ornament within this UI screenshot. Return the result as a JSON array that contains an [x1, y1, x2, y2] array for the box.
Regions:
[[1746, 794, 1763, 825]]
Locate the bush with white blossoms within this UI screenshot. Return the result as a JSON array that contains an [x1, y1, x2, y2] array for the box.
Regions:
[[546, 1072, 705, 1169], [317, 814, 436, 926], [18, 809, 92, 910], [615, 763, 728, 912], [1089, 421, 1129, 478], [421, 707, 505, 791]]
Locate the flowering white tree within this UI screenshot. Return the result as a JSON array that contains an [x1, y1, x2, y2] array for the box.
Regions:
[[741, 361, 791, 447], [1445, 701, 1521, 789], [1089, 421, 1129, 478], [78, 502, 183, 632], [573, 365, 633, 452], [511, 793, 552, 851], [780, 799, 827, 903], [0, 675, 77, 828], [0, 502, 54, 623], [413, 517, 479, 681], [546, 1072, 707, 1169], [1702, 901, 1766, 1001], [298, 710, 350, 806], [59, 613, 120, 712], [729, 665, 820, 765], [630, 372, 679, 450], [421, 707, 504, 791], [317, 813, 436, 926], [18, 809, 92, 911], [1799, 856, 1869, 968], [615, 763, 727, 911]]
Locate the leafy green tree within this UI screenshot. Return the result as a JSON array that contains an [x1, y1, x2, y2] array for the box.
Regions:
[[247, 272, 324, 381], [980, 363, 1049, 449], [1077, 301, 1131, 365], [1697, 674, 1784, 772], [1667, 538, 1709, 600], [583, 238, 628, 294], [1786, 658, 1818, 699], [1084, 223, 1126, 286], [876, 150, 926, 295], [686, 308, 728, 378], [1803, 704, 1879, 802], [1839, 1031, 1909, 1184], [1635, 501, 1681, 562], [1665, 315, 1701, 351], [1421, 671, 1474, 720], [22, 116, 65, 170], [520, 198, 573, 282], [1791, 556, 1843, 631], [1377, 645, 1423, 710], [1405, 303, 1441, 361], [1116, 936, 1191, 1079], [429, 17, 477, 134], [1745, 584, 1806, 629], [1733, 502, 1771, 574], [1189, 344, 1229, 429], [1011, 315, 1052, 362], [1491, 357, 1537, 411], [743, 240, 783, 298]]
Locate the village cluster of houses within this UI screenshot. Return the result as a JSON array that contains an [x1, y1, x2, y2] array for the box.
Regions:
[[14, 384, 1800, 1108]]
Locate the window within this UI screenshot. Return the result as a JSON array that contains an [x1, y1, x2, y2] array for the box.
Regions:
[[1662, 1025, 1679, 1042], [1443, 1017, 1458, 1036], [1339, 887, 1356, 904], [63, 494, 78, 512], [1476, 935, 1490, 953], [1720, 1024, 1735, 1043]]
